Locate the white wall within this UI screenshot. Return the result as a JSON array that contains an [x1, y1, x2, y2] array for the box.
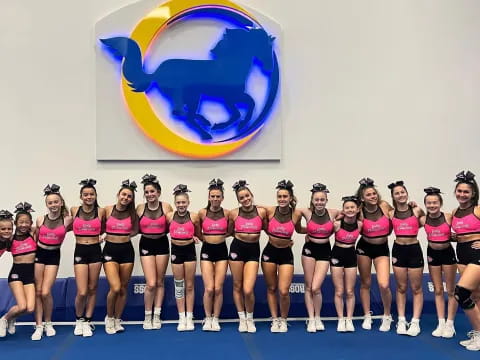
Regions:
[[0, 0, 479, 277]]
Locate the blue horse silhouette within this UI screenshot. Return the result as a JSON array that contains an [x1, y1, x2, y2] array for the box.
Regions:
[[101, 28, 275, 141]]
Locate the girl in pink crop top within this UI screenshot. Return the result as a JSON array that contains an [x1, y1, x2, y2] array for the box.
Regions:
[[234, 208, 263, 234], [73, 207, 102, 237], [391, 207, 420, 238], [139, 203, 167, 236], [424, 214, 451, 243], [306, 211, 334, 240], [267, 207, 295, 240], [170, 212, 195, 240], [38, 217, 67, 246], [335, 220, 361, 245], [106, 207, 133, 236]]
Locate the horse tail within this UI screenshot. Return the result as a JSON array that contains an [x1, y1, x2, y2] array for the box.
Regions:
[[100, 37, 153, 92]]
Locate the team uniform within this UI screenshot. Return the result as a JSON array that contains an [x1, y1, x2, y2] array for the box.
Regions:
[[356, 207, 391, 258], [391, 207, 423, 269], [200, 208, 228, 262], [73, 207, 102, 264], [103, 207, 134, 264], [139, 203, 169, 256], [170, 211, 196, 264], [303, 210, 333, 261], [229, 207, 263, 262], [36, 216, 67, 266], [8, 234, 37, 285], [330, 220, 360, 268], [452, 205, 480, 265], [262, 207, 295, 265], [424, 213, 456, 266]]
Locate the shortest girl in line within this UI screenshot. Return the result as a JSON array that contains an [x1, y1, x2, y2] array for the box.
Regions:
[[331, 196, 362, 332], [0, 204, 36, 339]]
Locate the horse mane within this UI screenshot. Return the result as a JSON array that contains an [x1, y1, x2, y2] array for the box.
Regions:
[[210, 28, 249, 58]]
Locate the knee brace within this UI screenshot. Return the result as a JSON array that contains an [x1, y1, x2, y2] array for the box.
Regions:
[[454, 285, 475, 310], [174, 279, 185, 299]]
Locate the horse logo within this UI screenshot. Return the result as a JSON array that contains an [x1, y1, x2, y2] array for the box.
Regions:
[[98, 0, 280, 158]]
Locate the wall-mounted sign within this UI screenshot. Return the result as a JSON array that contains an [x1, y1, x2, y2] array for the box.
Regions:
[[96, 0, 282, 160]]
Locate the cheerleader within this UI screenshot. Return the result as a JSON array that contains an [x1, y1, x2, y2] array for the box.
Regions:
[[103, 180, 139, 335], [71, 179, 105, 337], [166, 184, 201, 332], [388, 181, 425, 336], [0, 205, 36, 339], [228, 180, 267, 333], [331, 196, 362, 332], [299, 183, 339, 332], [199, 179, 230, 331], [419, 187, 457, 338], [34, 185, 73, 340], [451, 171, 480, 351], [136, 174, 172, 330]]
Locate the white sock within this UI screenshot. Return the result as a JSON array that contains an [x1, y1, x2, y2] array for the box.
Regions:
[[186, 312, 193, 320], [246, 312, 253, 320], [179, 312, 186, 319], [411, 318, 420, 323], [438, 318, 446, 325], [154, 307, 161, 316], [238, 311, 246, 320], [446, 319, 454, 326], [398, 316, 406, 322]]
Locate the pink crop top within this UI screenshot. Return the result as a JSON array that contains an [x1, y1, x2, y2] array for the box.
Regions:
[[361, 207, 392, 238], [38, 216, 67, 246], [139, 203, 167, 235], [106, 207, 133, 236], [170, 212, 194, 240], [392, 207, 419, 237], [73, 207, 102, 237], [10, 234, 37, 256], [335, 220, 360, 245], [202, 209, 228, 236], [452, 206, 480, 236], [234, 207, 263, 234], [307, 210, 334, 239], [267, 207, 295, 239], [424, 213, 451, 243]]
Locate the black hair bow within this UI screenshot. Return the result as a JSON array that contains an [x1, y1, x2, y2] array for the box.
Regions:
[[455, 171, 476, 184], [14, 202, 34, 213], [232, 180, 248, 191], [173, 184, 191, 195], [424, 187, 442, 195], [0, 210, 13, 220], [79, 178, 97, 187], [276, 179, 294, 190], [342, 196, 359, 203], [141, 174, 159, 185], [358, 177, 375, 187], [43, 184, 61, 196], [121, 179, 137, 192], [208, 178, 224, 190], [311, 183, 329, 193], [388, 180, 405, 190]]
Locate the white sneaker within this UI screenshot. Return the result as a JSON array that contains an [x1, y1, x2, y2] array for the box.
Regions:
[[0, 318, 7, 337], [44, 322, 56, 337], [105, 316, 116, 335], [337, 318, 346, 332], [211, 317, 221, 332], [177, 317, 186, 332], [442, 322, 455, 338], [306, 319, 316, 333], [114, 318, 125, 333], [143, 317, 153, 330], [74, 319, 84, 336], [396, 319, 408, 335], [466, 331, 480, 351], [407, 321, 421, 337], [432, 323, 444, 337], [278, 318, 288, 333], [460, 331, 476, 347], [185, 316, 195, 331], [362, 314, 372, 330], [152, 314, 162, 329], [271, 318, 281, 333], [379, 315, 393, 332], [31, 325, 44, 341], [7, 318, 16, 335], [315, 316, 325, 331], [246, 318, 256, 333], [82, 321, 94, 337], [202, 317, 212, 331], [238, 318, 247, 333], [345, 318, 355, 332]]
